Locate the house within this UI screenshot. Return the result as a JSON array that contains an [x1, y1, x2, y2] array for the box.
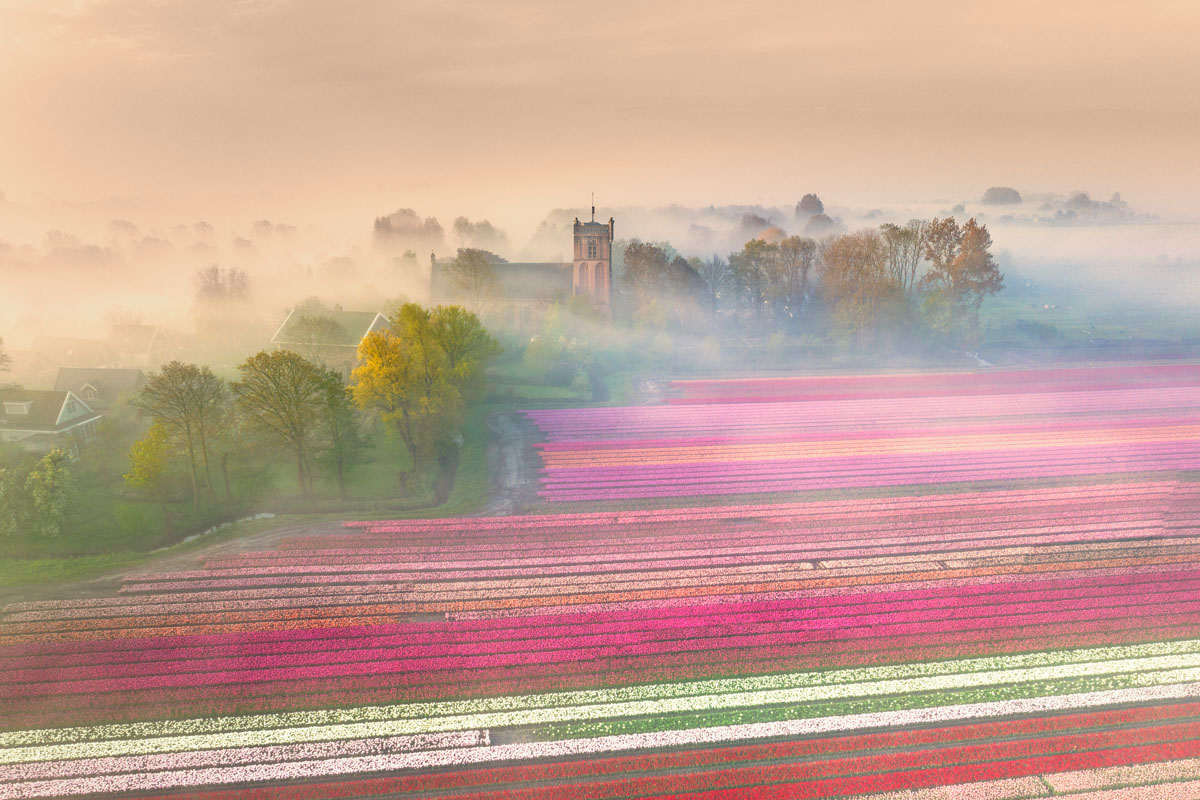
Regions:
[[0, 388, 103, 458], [106, 324, 171, 368], [430, 208, 614, 327], [30, 336, 119, 370], [270, 307, 390, 377], [53, 367, 147, 412]]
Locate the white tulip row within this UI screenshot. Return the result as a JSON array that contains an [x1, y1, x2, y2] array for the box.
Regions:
[[5, 638, 1198, 751], [0, 729, 486, 782], [4, 683, 1199, 800], [4, 653, 1200, 766]]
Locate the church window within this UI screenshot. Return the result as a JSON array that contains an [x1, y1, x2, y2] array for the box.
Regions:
[[578, 262, 590, 291], [587, 238, 598, 258]]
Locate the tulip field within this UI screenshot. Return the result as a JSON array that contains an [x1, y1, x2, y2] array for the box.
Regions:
[[3, 364, 1200, 798], [526, 364, 1200, 503]]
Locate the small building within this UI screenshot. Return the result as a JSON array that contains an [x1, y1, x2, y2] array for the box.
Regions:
[[106, 324, 173, 369], [30, 336, 119, 370], [270, 308, 390, 378], [430, 207, 614, 327], [53, 367, 147, 412], [0, 388, 103, 458]]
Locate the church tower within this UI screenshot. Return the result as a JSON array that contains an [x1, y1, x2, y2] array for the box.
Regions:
[[572, 201, 614, 317]]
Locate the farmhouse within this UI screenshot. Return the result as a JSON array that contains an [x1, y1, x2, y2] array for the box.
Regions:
[[53, 367, 147, 412], [271, 307, 390, 378], [430, 210, 614, 327], [0, 388, 102, 457]]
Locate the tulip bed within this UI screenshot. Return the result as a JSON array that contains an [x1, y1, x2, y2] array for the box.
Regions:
[[3, 365, 1200, 798], [525, 364, 1200, 503]]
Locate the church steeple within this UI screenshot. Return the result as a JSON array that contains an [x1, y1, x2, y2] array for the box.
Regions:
[[572, 201, 614, 318]]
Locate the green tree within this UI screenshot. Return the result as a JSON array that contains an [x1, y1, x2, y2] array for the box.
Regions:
[[232, 350, 327, 495], [0, 337, 11, 376], [431, 305, 502, 405], [317, 369, 370, 500], [134, 362, 227, 512], [25, 449, 75, 538], [0, 466, 24, 538], [124, 421, 177, 531], [353, 303, 498, 490]]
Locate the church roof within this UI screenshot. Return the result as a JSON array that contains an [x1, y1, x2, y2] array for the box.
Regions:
[[432, 260, 572, 303]]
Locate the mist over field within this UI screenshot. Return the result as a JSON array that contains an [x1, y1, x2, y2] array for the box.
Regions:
[[2, 188, 1198, 358]]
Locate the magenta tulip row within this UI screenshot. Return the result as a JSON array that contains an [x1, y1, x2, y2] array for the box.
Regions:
[[8, 603, 1200, 699], [7, 566, 1192, 668], [6, 585, 1198, 686]]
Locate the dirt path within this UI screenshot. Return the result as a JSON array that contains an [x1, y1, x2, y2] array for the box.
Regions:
[[475, 411, 544, 516]]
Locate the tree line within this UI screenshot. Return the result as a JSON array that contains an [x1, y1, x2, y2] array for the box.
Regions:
[[123, 303, 499, 523], [620, 216, 1004, 351]]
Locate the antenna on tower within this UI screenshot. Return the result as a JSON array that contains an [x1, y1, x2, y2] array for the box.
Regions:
[[591, 193, 595, 223]]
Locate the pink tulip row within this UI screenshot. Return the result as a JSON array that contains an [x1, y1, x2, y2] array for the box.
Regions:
[[667, 365, 1200, 402], [118, 521, 1179, 585], [44, 547, 1190, 609], [538, 457, 1200, 501], [523, 387, 1200, 440], [337, 480, 1178, 531]]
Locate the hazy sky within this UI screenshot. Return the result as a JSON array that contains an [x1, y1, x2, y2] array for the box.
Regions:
[[2, 0, 1198, 232]]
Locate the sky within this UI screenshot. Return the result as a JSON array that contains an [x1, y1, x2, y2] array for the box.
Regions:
[[1, 0, 1199, 235]]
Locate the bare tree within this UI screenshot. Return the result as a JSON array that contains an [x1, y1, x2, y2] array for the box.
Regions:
[[771, 236, 819, 324], [696, 254, 732, 312], [880, 219, 929, 302], [448, 249, 500, 313]]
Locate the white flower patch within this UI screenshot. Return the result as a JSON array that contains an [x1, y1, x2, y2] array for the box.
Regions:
[[4, 683, 1200, 799], [4, 654, 1200, 765]]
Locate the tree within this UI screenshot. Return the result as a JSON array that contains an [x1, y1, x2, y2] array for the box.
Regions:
[[0, 467, 23, 538], [920, 217, 1004, 344], [353, 303, 498, 489], [880, 219, 929, 302], [982, 186, 1022, 204], [431, 305, 502, 404], [770, 236, 819, 324], [447, 248, 501, 312], [729, 239, 777, 320], [232, 350, 328, 495], [286, 315, 351, 365], [134, 362, 227, 512], [125, 421, 177, 530], [697, 254, 732, 312], [317, 369, 370, 500], [25, 449, 75, 538], [796, 194, 825, 217], [621, 241, 673, 319], [0, 338, 10, 376], [820, 230, 894, 348]]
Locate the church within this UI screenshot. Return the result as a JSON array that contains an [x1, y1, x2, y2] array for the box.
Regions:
[[430, 208, 614, 327]]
